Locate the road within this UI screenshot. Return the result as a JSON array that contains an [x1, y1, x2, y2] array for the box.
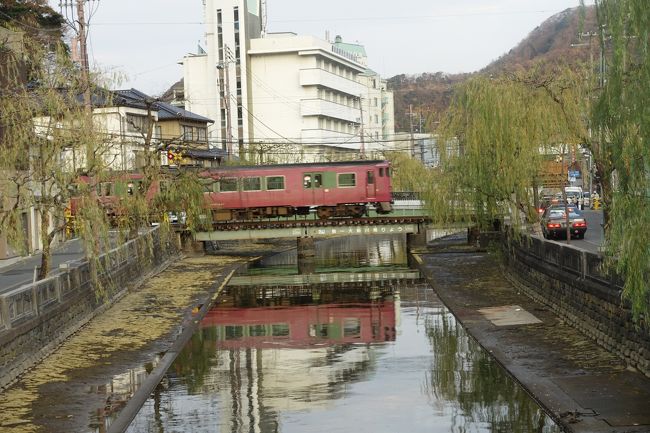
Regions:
[[536, 209, 604, 254], [0, 239, 85, 294]]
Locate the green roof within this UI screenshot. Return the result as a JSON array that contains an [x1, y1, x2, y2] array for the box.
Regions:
[[333, 36, 366, 57]]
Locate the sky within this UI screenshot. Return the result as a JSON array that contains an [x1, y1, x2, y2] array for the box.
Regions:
[[48, 0, 591, 96]]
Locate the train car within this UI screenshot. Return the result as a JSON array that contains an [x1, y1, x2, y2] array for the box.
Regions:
[[202, 160, 393, 221], [69, 173, 158, 220]]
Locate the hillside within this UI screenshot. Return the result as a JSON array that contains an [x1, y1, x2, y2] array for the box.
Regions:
[[388, 5, 598, 132]]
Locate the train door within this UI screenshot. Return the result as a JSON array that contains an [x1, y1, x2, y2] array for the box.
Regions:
[[303, 171, 325, 205], [366, 169, 377, 198]]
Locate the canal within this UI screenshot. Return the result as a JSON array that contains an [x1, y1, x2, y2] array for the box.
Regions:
[[125, 235, 560, 432]]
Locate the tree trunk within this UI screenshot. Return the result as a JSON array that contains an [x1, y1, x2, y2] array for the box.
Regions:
[[38, 208, 51, 280]]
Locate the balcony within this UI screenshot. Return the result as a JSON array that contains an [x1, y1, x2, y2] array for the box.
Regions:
[[300, 68, 364, 97], [301, 98, 359, 123]]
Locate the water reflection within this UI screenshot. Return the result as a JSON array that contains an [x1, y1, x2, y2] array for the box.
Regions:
[[257, 234, 407, 269], [420, 289, 557, 432], [127, 235, 559, 433]]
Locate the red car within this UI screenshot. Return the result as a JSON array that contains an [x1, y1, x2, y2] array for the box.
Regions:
[[202, 160, 393, 220]]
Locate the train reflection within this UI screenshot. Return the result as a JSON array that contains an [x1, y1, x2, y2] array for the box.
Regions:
[[201, 302, 397, 349]]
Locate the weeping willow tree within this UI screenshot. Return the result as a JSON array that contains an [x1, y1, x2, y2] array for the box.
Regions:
[[591, 0, 650, 323], [108, 101, 211, 243], [432, 65, 587, 231], [383, 151, 434, 192], [0, 28, 112, 279]]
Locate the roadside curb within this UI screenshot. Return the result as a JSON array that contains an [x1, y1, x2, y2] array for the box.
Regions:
[[411, 248, 620, 433], [106, 260, 244, 433]]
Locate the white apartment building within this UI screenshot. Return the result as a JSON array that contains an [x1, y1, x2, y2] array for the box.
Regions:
[[182, 0, 395, 162]]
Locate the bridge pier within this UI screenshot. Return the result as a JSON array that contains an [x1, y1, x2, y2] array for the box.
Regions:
[[406, 223, 427, 252], [297, 236, 316, 274], [179, 232, 205, 254]]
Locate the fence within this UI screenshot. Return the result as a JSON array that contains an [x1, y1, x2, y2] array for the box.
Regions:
[[0, 226, 172, 333]]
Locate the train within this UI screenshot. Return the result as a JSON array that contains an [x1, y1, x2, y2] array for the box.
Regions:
[[70, 160, 394, 222], [203, 160, 393, 220]]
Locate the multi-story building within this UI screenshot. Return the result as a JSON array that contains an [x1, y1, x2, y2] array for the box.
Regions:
[[181, 0, 395, 162]]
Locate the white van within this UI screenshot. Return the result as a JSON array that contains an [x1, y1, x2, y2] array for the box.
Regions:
[[564, 186, 583, 206]]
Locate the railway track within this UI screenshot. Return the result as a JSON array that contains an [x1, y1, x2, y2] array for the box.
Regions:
[[208, 216, 431, 231]]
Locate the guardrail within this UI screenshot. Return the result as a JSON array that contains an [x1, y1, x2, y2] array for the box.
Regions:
[[0, 227, 161, 332]]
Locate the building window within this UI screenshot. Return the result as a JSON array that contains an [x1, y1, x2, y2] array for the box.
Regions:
[[182, 125, 193, 141], [374, 97, 378, 107], [237, 106, 243, 127], [197, 127, 207, 142], [233, 7, 240, 61], [217, 10, 223, 62], [126, 114, 149, 133]]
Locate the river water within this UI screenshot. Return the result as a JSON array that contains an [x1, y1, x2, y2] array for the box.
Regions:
[[126, 235, 560, 433]]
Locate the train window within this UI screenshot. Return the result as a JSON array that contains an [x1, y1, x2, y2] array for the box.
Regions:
[[98, 182, 112, 196], [219, 177, 238, 192], [386, 167, 391, 177], [337, 173, 356, 187], [379, 167, 384, 177], [271, 323, 290, 337], [344, 318, 361, 337], [243, 177, 261, 191], [202, 181, 216, 193], [266, 176, 285, 190], [225, 326, 243, 340], [303, 173, 323, 189], [249, 325, 266, 336], [367, 171, 375, 184]]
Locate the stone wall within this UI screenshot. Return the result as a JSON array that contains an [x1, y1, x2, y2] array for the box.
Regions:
[[503, 233, 650, 378], [0, 227, 178, 390]]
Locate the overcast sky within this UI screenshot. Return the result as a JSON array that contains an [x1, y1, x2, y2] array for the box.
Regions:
[[49, 0, 590, 96]]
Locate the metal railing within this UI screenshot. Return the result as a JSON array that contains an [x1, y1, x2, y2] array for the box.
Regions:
[[0, 227, 163, 332]]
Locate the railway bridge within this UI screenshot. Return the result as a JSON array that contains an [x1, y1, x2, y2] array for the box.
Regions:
[[176, 207, 461, 273]]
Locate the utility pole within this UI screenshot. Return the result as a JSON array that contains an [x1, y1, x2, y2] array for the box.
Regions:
[[59, 1, 91, 110], [217, 47, 233, 159], [409, 104, 415, 158]]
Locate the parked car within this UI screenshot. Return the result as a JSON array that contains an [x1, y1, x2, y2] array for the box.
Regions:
[[540, 206, 588, 239]]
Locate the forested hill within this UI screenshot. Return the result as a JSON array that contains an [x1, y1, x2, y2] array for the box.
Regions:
[[388, 5, 597, 132]]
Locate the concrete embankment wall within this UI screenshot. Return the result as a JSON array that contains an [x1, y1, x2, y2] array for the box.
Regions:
[[503, 233, 650, 378], [0, 227, 178, 390]]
